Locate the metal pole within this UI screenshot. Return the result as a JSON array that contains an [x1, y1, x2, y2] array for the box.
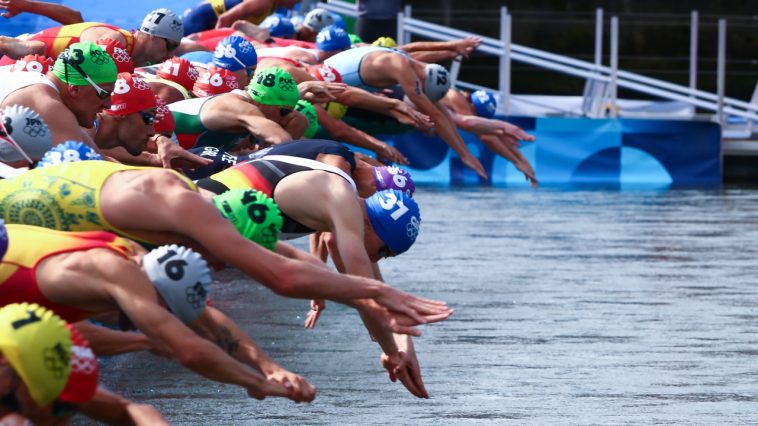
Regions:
[[499, 7, 511, 115], [610, 16, 618, 118], [403, 5, 412, 44], [717, 19, 726, 126], [689, 11, 699, 95], [396, 11, 404, 45], [595, 8, 604, 69]]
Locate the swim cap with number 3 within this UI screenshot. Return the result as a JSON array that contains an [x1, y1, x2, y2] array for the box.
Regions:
[[365, 189, 421, 255], [212, 188, 283, 251]]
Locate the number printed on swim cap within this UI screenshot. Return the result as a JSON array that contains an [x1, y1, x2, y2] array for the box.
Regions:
[[113, 78, 131, 95], [215, 44, 237, 59], [378, 192, 410, 220]]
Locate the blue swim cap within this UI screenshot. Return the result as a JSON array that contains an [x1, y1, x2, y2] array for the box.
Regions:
[[213, 36, 257, 71], [36, 141, 102, 168], [261, 14, 296, 38], [365, 189, 421, 256], [0, 219, 7, 262], [330, 13, 346, 30], [316, 25, 350, 52], [471, 90, 497, 119]]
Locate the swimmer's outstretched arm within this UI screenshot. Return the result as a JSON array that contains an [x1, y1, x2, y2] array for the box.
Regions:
[[0, 0, 82, 24], [74, 387, 169, 426], [191, 306, 316, 403], [73, 321, 153, 356]]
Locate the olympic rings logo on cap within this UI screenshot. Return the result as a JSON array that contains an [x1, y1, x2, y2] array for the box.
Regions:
[[70, 346, 97, 375], [185, 282, 207, 309], [406, 216, 420, 238]]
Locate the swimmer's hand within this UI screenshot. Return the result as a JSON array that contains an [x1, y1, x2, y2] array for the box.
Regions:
[[304, 299, 325, 329], [381, 336, 429, 398], [0, 0, 26, 18], [154, 135, 213, 170], [389, 101, 434, 133], [298, 81, 347, 104], [377, 143, 409, 165], [247, 377, 293, 401], [266, 369, 316, 403], [374, 286, 453, 327]]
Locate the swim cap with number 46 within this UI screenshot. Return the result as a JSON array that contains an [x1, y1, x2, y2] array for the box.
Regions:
[[212, 188, 283, 251], [365, 189, 421, 255], [247, 67, 299, 108]]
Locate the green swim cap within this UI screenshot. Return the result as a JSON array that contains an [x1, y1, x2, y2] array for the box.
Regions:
[[247, 67, 299, 108], [53, 42, 117, 86], [213, 189, 282, 251], [294, 99, 318, 138], [348, 33, 363, 44]]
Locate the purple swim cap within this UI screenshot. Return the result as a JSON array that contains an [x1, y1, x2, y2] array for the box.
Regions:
[[0, 219, 7, 262], [372, 166, 415, 196]]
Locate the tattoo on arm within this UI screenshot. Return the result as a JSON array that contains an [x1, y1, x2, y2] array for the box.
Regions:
[[415, 80, 421, 96], [214, 326, 240, 355]]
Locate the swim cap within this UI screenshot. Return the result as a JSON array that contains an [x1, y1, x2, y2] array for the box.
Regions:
[[53, 42, 118, 86], [193, 65, 239, 97], [95, 39, 135, 74], [142, 245, 212, 324], [348, 33, 363, 45], [37, 141, 103, 168], [307, 63, 342, 83], [105, 73, 157, 116], [0, 104, 52, 162], [372, 37, 397, 48], [10, 54, 53, 74], [213, 36, 257, 71], [0, 219, 7, 261], [303, 8, 334, 32], [156, 57, 199, 91], [330, 13, 347, 30], [153, 96, 175, 134], [140, 8, 183, 43], [423, 63, 450, 102], [324, 101, 348, 120], [316, 25, 350, 52], [0, 303, 72, 407], [247, 67, 299, 108], [290, 14, 304, 28], [372, 166, 415, 196], [261, 14, 296, 38], [471, 89, 497, 119], [364, 189, 421, 255], [294, 100, 318, 138], [58, 324, 98, 404], [212, 189, 282, 251]]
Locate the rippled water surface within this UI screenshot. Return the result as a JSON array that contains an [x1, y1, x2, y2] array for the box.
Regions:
[[91, 187, 758, 424]]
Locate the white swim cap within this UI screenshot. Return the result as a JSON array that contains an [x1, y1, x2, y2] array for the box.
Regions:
[[142, 245, 212, 323], [423, 63, 451, 102], [303, 8, 335, 32], [0, 105, 52, 163], [141, 8, 184, 43]]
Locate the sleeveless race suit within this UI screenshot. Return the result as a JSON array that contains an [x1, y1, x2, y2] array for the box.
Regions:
[[182, 0, 276, 36], [28, 22, 135, 58], [196, 155, 356, 239], [324, 46, 408, 93], [0, 224, 137, 322], [0, 161, 197, 245], [0, 72, 58, 105], [169, 95, 248, 150]]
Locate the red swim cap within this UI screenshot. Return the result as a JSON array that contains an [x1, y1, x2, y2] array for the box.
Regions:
[[156, 57, 200, 92], [106, 72, 158, 116], [58, 324, 99, 404], [308, 63, 342, 83], [10, 54, 54, 74], [154, 96, 175, 134], [192, 65, 239, 98], [96, 39, 135, 74]]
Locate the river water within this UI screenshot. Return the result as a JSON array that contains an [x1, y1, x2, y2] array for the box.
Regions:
[[91, 186, 758, 424]]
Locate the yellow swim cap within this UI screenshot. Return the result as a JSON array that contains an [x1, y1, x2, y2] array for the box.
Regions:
[[372, 37, 397, 48], [324, 101, 348, 120], [0, 303, 72, 407]]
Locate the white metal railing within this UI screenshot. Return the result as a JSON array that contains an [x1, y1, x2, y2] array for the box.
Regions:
[[319, 0, 758, 122]]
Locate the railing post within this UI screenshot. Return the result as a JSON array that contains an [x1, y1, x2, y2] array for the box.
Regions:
[[717, 19, 726, 127], [610, 16, 619, 118], [396, 11, 404, 46], [594, 8, 604, 69], [403, 5, 412, 44], [498, 7, 511, 115], [689, 11, 699, 96]]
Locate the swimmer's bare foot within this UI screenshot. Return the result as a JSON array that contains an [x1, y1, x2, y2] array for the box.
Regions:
[[0, 36, 44, 59], [231, 20, 270, 41]]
